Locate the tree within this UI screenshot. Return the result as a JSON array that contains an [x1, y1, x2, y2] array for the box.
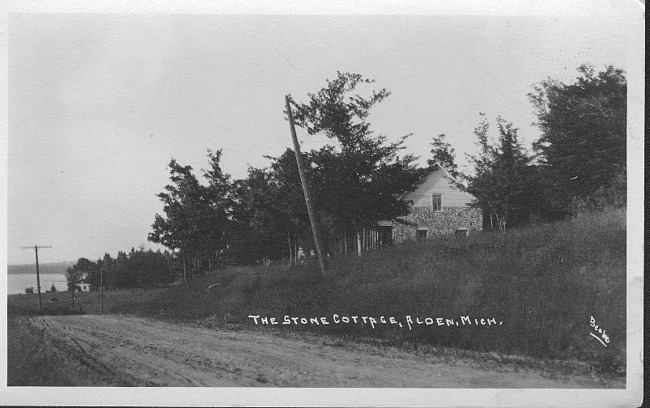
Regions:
[[289, 72, 421, 254], [427, 134, 459, 177], [95, 248, 175, 290], [463, 115, 536, 231], [149, 159, 203, 284], [529, 65, 626, 209], [150, 159, 202, 250], [140, 249, 175, 287], [269, 149, 321, 261], [50, 284, 57, 293], [291, 72, 390, 148], [66, 258, 98, 291], [111, 251, 132, 289], [96, 253, 115, 291], [200, 149, 235, 269], [229, 147, 326, 266], [150, 151, 236, 277]]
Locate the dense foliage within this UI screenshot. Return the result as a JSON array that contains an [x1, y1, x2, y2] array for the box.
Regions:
[[427, 134, 459, 179], [455, 65, 626, 230], [529, 64, 626, 213], [148, 72, 422, 272], [148, 150, 235, 282], [289, 72, 422, 249], [461, 116, 543, 230], [66, 248, 174, 291]]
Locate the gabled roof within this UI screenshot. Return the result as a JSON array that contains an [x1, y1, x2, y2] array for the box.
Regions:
[[398, 162, 461, 201], [427, 162, 461, 183]]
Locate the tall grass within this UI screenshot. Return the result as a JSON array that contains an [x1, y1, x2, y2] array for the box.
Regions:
[[124, 208, 626, 373]]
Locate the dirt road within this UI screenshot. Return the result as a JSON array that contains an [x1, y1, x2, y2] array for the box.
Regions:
[[22, 315, 617, 387]]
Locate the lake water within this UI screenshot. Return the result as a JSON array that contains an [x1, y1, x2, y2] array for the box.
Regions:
[[7, 274, 68, 295]]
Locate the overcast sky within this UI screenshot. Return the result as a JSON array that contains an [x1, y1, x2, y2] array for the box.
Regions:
[[6, 5, 636, 265]]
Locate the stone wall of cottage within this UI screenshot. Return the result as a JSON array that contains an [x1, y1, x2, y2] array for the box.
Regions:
[[393, 207, 482, 243]]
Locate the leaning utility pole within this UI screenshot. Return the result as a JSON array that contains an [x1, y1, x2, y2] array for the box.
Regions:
[[21, 245, 52, 309], [285, 95, 327, 276]]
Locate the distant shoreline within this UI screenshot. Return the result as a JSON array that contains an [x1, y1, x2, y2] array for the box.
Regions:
[[6, 271, 69, 275], [7, 262, 75, 275]]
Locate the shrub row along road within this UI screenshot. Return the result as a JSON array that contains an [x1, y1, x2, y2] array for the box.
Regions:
[[23, 315, 615, 387]]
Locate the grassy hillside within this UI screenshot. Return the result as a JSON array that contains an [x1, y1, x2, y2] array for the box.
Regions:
[[118, 208, 626, 374]]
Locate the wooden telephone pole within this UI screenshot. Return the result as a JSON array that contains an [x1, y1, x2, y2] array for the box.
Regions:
[[100, 265, 104, 314], [21, 245, 52, 309], [285, 95, 327, 276]]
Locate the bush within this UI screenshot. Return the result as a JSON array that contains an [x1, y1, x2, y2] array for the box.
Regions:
[[24, 287, 34, 294]]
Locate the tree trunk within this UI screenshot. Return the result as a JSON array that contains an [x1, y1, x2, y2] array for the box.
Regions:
[[287, 231, 293, 266], [182, 254, 187, 286], [499, 211, 507, 232], [356, 229, 362, 257]]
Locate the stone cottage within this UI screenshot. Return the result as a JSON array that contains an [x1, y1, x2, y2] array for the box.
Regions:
[[379, 162, 482, 244]]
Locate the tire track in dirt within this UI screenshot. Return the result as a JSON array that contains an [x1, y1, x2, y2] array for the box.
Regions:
[[27, 315, 618, 387], [20, 316, 138, 386]]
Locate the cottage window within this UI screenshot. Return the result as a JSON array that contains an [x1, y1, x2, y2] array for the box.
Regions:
[[417, 229, 429, 241], [432, 194, 443, 212]]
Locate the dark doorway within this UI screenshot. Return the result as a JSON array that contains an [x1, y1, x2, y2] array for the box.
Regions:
[[378, 226, 393, 248]]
